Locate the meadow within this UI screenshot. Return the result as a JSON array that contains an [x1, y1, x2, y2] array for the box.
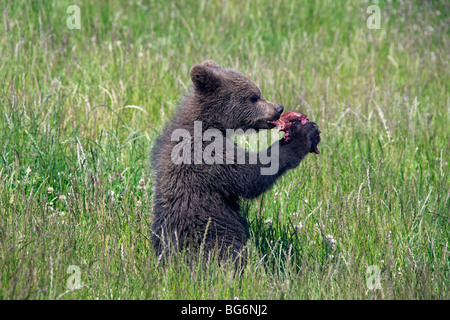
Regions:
[[0, 0, 448, 299]]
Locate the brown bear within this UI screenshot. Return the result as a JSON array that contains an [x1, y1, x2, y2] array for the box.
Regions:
[[151, 60, 320, 264]]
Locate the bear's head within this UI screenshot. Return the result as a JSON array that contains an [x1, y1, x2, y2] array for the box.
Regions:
[[189, 60, 284, 131]]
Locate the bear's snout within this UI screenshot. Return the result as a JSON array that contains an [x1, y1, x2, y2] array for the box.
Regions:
[[275, 105, 284, 115], [263, 101, 283, 121]]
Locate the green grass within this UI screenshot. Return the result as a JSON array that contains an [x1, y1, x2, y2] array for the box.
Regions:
[[0, 0, 448, 299]]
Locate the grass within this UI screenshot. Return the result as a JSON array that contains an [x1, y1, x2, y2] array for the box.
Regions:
[[0, 0, 448, 299]]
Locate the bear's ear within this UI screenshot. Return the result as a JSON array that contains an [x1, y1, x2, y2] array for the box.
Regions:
[[190, 63, 221, 93], [201, 60, 219, 68]]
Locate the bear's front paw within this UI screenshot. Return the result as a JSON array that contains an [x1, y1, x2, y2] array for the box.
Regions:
[[285, 121, 321, 154]]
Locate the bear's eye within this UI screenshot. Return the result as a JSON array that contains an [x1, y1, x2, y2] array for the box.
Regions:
[[250, 95, 259, 103]]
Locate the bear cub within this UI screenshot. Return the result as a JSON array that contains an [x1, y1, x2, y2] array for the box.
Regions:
[[151, 60, 320, 264]]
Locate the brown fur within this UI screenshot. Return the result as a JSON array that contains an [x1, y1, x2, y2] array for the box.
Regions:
[[151, 60, 320, 264]]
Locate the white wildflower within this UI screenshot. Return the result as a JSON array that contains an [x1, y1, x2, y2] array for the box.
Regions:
[[138, 179, 147, 190], [325, 234, 337, 249], [294, 222, 303, 230]]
